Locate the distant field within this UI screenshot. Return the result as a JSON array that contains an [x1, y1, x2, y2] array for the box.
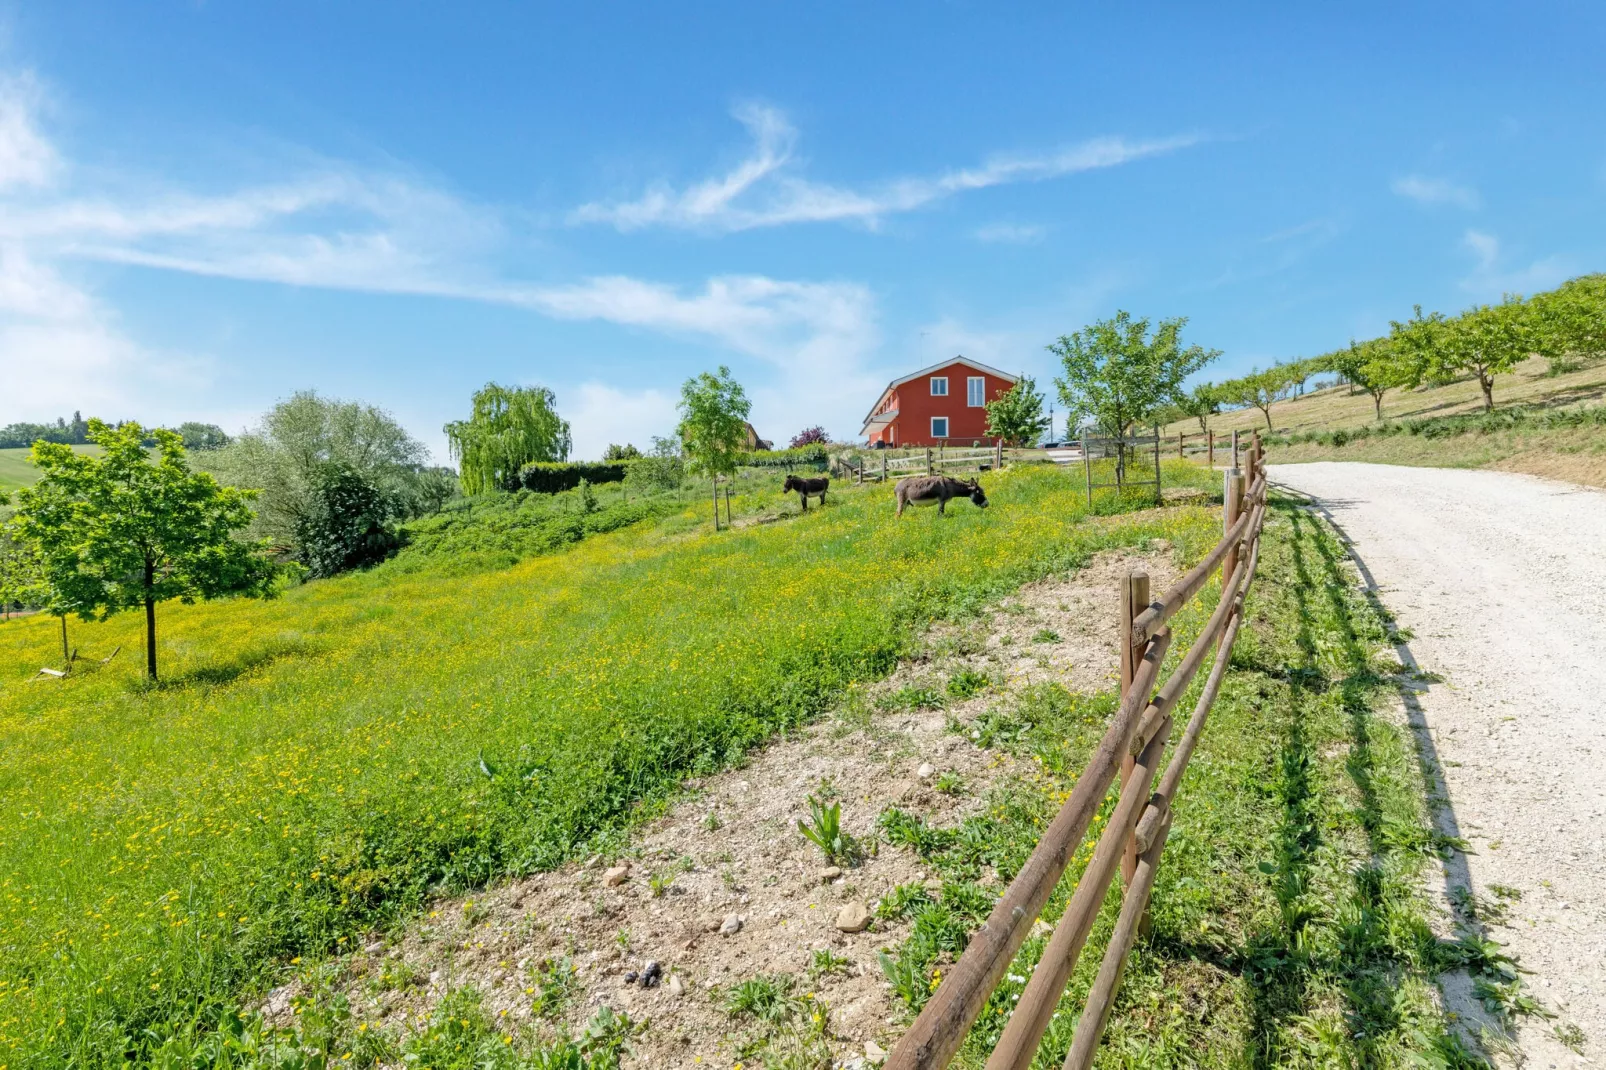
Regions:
[[0, 462, 1218, 1069], [0, 444, 100, 494]]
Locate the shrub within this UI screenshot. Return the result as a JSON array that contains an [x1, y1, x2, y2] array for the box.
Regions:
[[514, 462, 629, 495], [737, 444, 829, 470], [297, 463, 401, 578], [789, 426, 828, 448]]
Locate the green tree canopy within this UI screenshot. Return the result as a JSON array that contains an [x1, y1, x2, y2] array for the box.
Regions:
[[9, 420, 274, 680], [984, 375, 1051, 447], [445, 383, 571, 495], [205, 391, 430, 554], [1391, 300, 1532, 411], [676, 366, 752, 479], [1176, 383, 1221, 433], [295, 463, 401, 579], [1051, 312, 1220, 438], [1220, 367, 1298, 432], [1323, 338, 1409, 421]]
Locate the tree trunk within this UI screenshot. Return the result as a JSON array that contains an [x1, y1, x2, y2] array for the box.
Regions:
[[1260, 406, 1274, 431], [61, 615, 69, 663], [144, 560, 157, 681], [1480, 373, 1495, 412], [1372, 391, 1383, 421]]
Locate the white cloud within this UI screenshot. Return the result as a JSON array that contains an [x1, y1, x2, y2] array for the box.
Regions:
[[1391, 175, 1481, 210], [573, 104, 1200, 232], [1463, 229, 1499, 270], [0, 73, 58, 191], [563, 382, 679, 461], [974, 222, 1047, 244], [1458, 229, 1569, 298], [0, 72, 896, 444]]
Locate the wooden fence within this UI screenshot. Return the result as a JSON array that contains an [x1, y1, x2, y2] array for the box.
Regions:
[[842, 443, 1004, 484], [886, 433, 1269, 1070]]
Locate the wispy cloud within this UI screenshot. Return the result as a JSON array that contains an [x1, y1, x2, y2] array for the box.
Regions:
[[1392, 174, 1481, 210], [1458, 229, 1569, 298], [0, 75, 894, 449], [573, 103, 1200, 233], [973, 222, 1046, 245]]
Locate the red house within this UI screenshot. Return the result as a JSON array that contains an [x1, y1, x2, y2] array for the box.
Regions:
[[859, 357, 1018, 447]]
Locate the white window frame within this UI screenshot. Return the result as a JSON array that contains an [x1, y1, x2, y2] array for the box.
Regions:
[[931, 416, 949, 439], [967, 376, 986, 407], [929, 376, 949, 397]]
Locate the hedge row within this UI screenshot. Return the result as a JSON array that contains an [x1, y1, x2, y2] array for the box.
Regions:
[[737, 444, 829, 469], [512, 461, 630, 493]]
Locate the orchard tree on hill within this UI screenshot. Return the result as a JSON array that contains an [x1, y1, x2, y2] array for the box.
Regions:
[[1222, 367, 1297, 432], [1392, 301, 1530, 411], [1176, 383, 1221, 434], [1052, 312, 1220, 438], [984, 376, 1051, 447], [11, 420, 275, 681], [676, 366, 751, 528], [1326, 338, 1407, 421], [445, 383, 571, 495]]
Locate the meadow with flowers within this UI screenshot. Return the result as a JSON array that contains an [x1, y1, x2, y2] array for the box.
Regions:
[[0, 462, 1221, 1069]]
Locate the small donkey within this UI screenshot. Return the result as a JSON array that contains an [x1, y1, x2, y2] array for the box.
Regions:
[[894, 475, 989, 516], [782, 473, 830, 510]]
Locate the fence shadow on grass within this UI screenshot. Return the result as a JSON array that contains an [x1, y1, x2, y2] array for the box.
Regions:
[[1278, 490, 1505, 1060]]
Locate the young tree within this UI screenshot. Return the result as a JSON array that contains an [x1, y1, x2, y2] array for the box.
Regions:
[[444, 383, 571, 495], [984, 375, 1051, 447], [676, 367, 751, 527], [1325, 339, 1405, 421], [1051, 311, 1220, 438], [1176, 383, 1221, 434], [174, 422, 231, 451], [11, 420, 274, 680], [603, 443, 643, 461], [1222, 367, 1296, 432], [1392, 301, 1530, 411], [625, 436, 685, 493]]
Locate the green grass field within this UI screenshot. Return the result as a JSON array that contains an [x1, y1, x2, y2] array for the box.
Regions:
[[0, 445, 100, 495], [0, 462, 1221, 1069]]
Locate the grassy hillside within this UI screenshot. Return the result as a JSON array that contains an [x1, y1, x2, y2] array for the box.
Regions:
[[0, 463, 1217, 1069], [1165, 357, 1606, 486], [0, 445, 99, 494]]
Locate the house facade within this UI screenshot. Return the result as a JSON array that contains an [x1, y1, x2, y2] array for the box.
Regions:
[[859, 357, 1017, 448]]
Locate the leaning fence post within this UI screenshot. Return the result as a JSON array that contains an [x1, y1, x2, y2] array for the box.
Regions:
[[1118, 569, 1151, 887]]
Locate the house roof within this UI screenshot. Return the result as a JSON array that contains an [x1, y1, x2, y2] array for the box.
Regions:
[[860, 356, 1018, 431]]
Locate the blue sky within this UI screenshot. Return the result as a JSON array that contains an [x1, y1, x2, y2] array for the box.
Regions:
[[1, 2, 1603, 459]]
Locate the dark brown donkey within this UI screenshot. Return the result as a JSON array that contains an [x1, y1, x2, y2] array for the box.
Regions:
[[894, 475, 989, 516], [783, 474, 830, 510]]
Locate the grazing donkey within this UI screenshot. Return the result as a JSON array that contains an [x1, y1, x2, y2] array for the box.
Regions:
[[894, 475, 989, 516], [783, 473, 830, 510]]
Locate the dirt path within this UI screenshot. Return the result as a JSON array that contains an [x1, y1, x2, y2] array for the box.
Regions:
[[1270, 461, 1606, 1066]]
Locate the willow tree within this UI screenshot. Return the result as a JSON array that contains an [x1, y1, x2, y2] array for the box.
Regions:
[[444, 383, 572, 495]]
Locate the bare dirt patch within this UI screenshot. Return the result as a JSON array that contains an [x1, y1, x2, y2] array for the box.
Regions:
[[280, 547, 1178, 1067]]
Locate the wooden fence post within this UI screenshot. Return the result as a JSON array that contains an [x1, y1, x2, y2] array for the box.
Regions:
[[1118, 569, 1151, 887], [1222, 469, 1243, 591], [1178, 432, 1185, 458], [882, 452, 888, 483], [926, 447, 934, 476], [996, 439, 1004, 471], [1231, 429, 1240, 472], [712, 479, 721, 531], [1208, 429, 1215, 469]]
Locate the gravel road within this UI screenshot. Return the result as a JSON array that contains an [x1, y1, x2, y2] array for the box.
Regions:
[[1270, 462, 1606, 1066]]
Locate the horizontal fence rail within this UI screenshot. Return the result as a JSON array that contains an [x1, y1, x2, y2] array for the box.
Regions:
[[843, 444, 1006, 483], [888, 433, 1270, 1070]]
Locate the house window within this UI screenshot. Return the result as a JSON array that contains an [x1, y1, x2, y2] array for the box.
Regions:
[[930, 376, 948, 396], [968, 376, 985, 407], [931, 416, 949, 438]]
